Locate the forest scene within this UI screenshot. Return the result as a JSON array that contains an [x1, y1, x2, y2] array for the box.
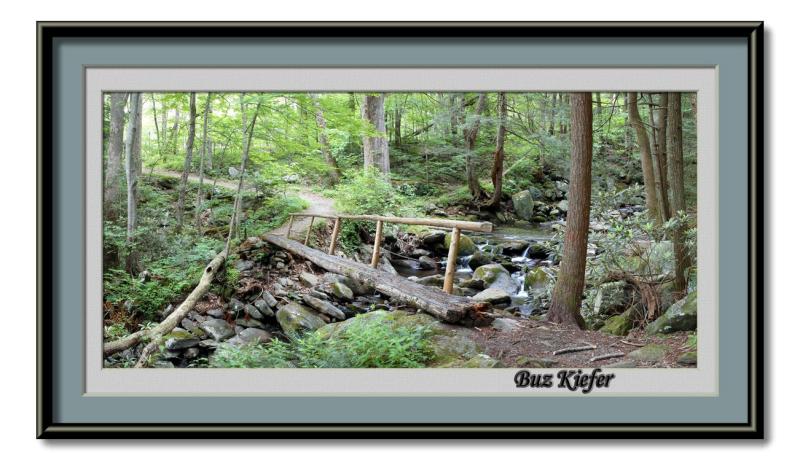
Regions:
[[102, 91, 698, 369]]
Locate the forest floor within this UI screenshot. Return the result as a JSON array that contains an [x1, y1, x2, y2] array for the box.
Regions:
[[473, 319, 695, 368]]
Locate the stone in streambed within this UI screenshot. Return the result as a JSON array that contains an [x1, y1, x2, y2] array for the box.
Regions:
[[200, 319, 235, 341], [443, 233, 476, 257], [472, 263, 516, 295], [276, 302, 327, 335], [302, 294, 346, 320], [473, 288, 511, 305]]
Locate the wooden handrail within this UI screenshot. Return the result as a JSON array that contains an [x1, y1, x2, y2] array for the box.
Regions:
[[288, 213, 493, 233], [283, 212, 494, 294]]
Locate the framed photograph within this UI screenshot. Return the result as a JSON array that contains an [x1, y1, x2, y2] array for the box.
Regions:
[[38, 21, 763, 438]]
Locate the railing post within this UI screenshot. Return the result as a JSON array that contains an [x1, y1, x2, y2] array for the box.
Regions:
[[371, 220, 383, 268], [442, 227, 461, 294], [304, 216, 315, 246], [328, 217, 342, 255], [286, 215, 295, 239]]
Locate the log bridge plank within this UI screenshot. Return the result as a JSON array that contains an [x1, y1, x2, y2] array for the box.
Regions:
[[263, 233, 491, 326]]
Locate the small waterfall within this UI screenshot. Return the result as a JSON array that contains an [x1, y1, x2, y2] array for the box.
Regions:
[[511, 245, 532, 264]]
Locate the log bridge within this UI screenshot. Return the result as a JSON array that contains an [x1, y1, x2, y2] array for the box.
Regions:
[[267, 213, 495, 325]]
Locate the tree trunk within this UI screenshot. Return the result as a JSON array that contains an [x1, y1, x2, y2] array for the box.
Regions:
[[361, 93, 390, 176], [394, 103, 402, 148], [627, 92, 661, 224], [667, 92, 689, 294], [648, 94, 671, 223], [226, 94, 262, 253], [195, 93, 213, 232], [654, 92, 671, 221], [171, 107, 180, 157], [547, 92, 593, 329], [310, 94, 341, 184], [124, 93, 143, 273], [176, 92, 196, 230], [464, 93, 487, 200], [104, 92, 127, 217], [488, 92, 507, 208]]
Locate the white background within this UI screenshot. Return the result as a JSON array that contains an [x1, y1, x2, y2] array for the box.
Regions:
[[1, 0, 794, 457]]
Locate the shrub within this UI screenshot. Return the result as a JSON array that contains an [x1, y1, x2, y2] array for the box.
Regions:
[[211, 313, 434, 368]]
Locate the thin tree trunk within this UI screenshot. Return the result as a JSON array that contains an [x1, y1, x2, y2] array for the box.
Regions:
[[464, 93, 487, 200], [310, 94, 341, 184], [124, 93, 142, 273], [488, 92, 507, 208], [176, 92, 196, 230], [627, 92, 661, 223], [195, 93, 213, 232], [667, 92, 689, 294], [394, 103, 402, 148], [546, 92, 593, 329], [150, 93, 161, 154], [361, 93, 389, 176], [104, 92, 128, 217], [226, 94, 262, 253], [171, 107, 180, 157], [654, 92, 671, 221]]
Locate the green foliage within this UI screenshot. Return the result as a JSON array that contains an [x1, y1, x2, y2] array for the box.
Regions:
[[685, 333, 697, 350], [211, 313, 435, 368], [103, 323, 129, 340], [333, 168, 401, 215]]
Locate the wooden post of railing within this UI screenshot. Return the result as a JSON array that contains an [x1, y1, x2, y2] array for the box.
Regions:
[[371, 220, 383, 268], [286, 215, 295, 239], [328, 217, 342, 255], [304, 216, 315, 246], [442, 227, 461, 294]]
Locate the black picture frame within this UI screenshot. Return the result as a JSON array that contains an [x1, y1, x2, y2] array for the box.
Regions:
[[37, 21, 764, 439]]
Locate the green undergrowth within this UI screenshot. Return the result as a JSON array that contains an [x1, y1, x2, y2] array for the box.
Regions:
[[211, 313, 435, 368]]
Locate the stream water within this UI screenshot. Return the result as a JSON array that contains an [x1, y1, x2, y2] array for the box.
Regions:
[[391, 222, 560, 316]]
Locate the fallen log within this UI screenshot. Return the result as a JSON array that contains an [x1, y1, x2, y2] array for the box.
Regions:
[[103, 249, 228, 357], [263, 234, 491, 326]]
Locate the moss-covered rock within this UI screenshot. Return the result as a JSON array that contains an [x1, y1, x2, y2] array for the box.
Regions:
[[512, 190, 536, 221], [164, 330, 201, 351], [626, 344, 668, 362], [468, 250, 493, 270], [589, 281, 631, 316], [600, 314, 633, 336], [276, 302, 327, 335], [444, 233, 476, 256], [473, 288, 511, 305], [677, 351, 697, 365], [645, 291, 697, 335], [472, 263, 516, 294], [524, 267, 549, 291]]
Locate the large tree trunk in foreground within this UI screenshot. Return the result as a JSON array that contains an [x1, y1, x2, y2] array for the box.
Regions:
[[310, 94, 341, 185], [667, 92, 689, 294], [176, 92, 197, 230], [488, 92, 507, 208], [103, 249, 228, 358], [649, 93, 671, 223], [362, 94, 389, 176], [547, 92, 593, 328], [104, 92, 128, 218], [464, 93, 488, 200], [263, 234, 490, 326], [124, 93, 143, 273], [627, 92, 661, 224]]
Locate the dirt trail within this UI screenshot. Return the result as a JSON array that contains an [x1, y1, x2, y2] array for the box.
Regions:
[[152, 169, 336, 238]]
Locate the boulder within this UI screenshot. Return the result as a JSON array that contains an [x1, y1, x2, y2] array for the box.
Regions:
[[645, 291, 697, 335], [512, 190, 535, 221], [626, 344, 668, 363], [421, 231, 446, 249], [321, 273, 371, 296], [164, 330, 201, 351], [328, 281, 354, 301], [244, 303, 264, 320], [473, 288, 511, 305], [599, 314, 633, 336], [299, 272, 320, 287], [418, 256, 438, 270], [200, 319, 235, 341], [556, 199, 569, 213], [302, 294, 346, 320], [276, 302, 328, 335], [226, 328, 273, 347], [443, 233, 476, 257], [491, 317, 521, 332], [528, 186, 544, 201], [472, 263, 516, 295], [677, 351, 697, 366], [524, 267, 549, 291], [589, 281, 631, 316], [499, 239, 530, 255], [468, 250, 493, 270], [414, 274, 445, 288], [252, 299, 275, 318], [261, 291, 278, 308]]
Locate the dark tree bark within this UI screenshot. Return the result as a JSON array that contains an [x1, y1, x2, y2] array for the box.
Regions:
[[394, 103, 402, 148], [310, 94, 341, 184], [171, 107, 180, 157], [667, 92, 689, 294], [488, 92, 507, 208], [195, 93, 213, 233], [361, 93, 390, 176], [546, 92, 593, 329], [124, 93, 143, 273], [627, 92, 661, 223], [464, 93, 487, 200], [176, 92, 196, 230], [104, 92, 128, 217]]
